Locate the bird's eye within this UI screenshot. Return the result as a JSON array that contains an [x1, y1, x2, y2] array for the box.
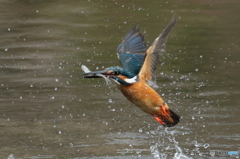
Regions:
[[115, 71, 120, 75]]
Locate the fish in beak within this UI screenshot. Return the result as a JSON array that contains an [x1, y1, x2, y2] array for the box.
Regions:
[[81, 65, 112, 84]]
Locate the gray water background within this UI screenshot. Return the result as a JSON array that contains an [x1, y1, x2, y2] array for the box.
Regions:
[[0, 0, 239, 158]]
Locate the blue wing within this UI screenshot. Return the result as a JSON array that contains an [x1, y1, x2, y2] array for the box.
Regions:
[[116, 26, 147, 76]]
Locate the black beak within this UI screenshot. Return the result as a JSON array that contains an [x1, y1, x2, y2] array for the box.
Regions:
[[82, 70, 110, 78]]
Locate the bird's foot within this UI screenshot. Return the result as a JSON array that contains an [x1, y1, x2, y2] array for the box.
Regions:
[[152, 115, 165, 125], [160, 105, 170, 118]]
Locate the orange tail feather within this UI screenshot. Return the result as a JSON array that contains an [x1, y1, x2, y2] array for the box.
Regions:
[[153, 109, 180, 127]]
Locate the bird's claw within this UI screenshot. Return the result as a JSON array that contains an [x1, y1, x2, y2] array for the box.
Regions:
[[160, 105, 170, 118], [152, 115, 165, 125]]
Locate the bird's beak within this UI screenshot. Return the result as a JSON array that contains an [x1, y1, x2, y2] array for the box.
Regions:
[[81, 65, 115, 87], [81, 65, 111, 78], [82, 68, 113, 85], [82, 70, 110, 78]]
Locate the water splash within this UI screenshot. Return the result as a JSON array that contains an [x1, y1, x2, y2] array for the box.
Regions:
[[149, 128, 191, 159], [174, 145, 191, 159]]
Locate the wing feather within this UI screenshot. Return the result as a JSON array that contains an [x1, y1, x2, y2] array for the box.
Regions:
[[139, 17, 176, 88], [116, 26, 148, 76]]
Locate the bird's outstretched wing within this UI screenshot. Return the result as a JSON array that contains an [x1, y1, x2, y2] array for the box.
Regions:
[[116, 26, 148, 76], [139, 17, 176, 88]]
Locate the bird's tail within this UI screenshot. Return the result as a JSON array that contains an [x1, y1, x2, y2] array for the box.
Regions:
[[167, 109, 181, 127], [153, 109, 180, 127]]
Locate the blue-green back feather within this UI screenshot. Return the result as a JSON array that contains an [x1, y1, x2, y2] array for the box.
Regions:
[[116, 26, 147, 76]]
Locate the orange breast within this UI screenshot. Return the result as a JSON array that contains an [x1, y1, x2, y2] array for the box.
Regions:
[[118, 77, 167, 115]]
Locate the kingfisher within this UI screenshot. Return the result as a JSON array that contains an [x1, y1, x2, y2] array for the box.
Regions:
[[81, 17, 180, 127]]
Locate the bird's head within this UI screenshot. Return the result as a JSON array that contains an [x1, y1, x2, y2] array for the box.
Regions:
[[82, 66, 138, 85]]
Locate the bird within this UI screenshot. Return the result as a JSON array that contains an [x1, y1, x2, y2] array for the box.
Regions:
[[82, 17, 180, 127]]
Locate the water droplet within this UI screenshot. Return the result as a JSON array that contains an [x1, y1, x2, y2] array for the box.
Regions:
[[108, 99, 113, 103], [55, 79, 59, 82], [5, 48, 8, 51], [192, 116, 195, 120], [195, 68, 199, 71], [36, 10, 39, 13], [192, 140, 200, 147], [203, 143, 210, 148], [58, 131, 62, 134], [8, 28, 10, 31], [165, 146, 170, 150], [139, 128, 143, 133], [20, 96, 22, 99], [7, 154, 14, 159], [54, 87, 57, 90], [62, 105, 65, 109], [30, 84, 33, 87]]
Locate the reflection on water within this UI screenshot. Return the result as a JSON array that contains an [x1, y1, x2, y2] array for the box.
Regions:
[[0, 0, 240, 159]]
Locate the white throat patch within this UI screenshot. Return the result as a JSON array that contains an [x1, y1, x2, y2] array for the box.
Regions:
[[125, 76, 138, 84]]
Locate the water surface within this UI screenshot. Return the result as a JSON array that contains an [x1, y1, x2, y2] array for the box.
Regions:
[[0, 0, 239, 158]]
